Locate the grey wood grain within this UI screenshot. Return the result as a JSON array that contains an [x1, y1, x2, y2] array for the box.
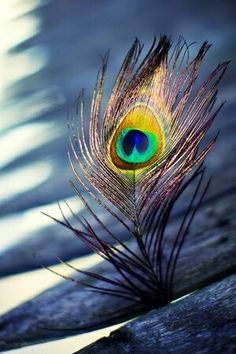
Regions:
[[77, 274, 236, 354], [0, 192, 235, 351], [1, 0, 235, 352]]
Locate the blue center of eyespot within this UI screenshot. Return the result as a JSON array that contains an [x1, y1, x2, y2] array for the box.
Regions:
[[122, 130, 149, 156], [115, 128, 159, 165]]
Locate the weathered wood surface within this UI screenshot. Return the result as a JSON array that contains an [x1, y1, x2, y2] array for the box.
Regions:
[[0, 1, 235, 353], [77, 274, 236, 354], [0, 191, 235, 351]]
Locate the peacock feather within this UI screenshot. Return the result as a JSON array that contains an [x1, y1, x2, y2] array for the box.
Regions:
[[47, 36, 228, 309]]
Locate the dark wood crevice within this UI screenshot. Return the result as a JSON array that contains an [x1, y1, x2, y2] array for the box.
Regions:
[[77, 274, 236, 354]]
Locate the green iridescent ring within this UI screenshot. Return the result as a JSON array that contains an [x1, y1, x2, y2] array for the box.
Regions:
[[116, 128, 159, 164]]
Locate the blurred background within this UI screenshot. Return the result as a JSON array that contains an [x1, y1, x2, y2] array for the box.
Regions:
[[0, 0, 235, 352]]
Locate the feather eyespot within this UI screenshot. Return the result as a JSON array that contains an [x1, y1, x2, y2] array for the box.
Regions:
[[109, 105, 165, 170]]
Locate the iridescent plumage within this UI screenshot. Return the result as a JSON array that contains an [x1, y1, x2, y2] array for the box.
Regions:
[[69, 36, 228, 229], [49, 36, 228, 309]]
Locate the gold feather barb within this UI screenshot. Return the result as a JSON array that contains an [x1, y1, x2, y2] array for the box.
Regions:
[[49, 36, 229, 309]]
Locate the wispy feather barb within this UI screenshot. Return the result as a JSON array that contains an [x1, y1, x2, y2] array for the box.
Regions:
[[49, 36, 228, 309]]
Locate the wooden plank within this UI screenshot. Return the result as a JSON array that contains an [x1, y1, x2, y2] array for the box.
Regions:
[[77, 274, 236, 354], [0, 192, 235, 351]]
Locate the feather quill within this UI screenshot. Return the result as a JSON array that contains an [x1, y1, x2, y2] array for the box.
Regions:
[[48, 36, 228, 309]]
